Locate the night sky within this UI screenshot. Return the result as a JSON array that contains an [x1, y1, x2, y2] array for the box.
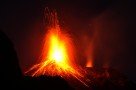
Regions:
[[0, 0, 136, 82]]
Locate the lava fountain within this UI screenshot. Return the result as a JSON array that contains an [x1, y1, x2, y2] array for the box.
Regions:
[[26, 9, 87, 86]]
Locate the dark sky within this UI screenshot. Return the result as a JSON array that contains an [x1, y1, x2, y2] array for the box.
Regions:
[[0, 0, 136, 82]]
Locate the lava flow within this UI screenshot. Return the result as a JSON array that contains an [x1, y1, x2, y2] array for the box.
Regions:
[[26, 10, 87, 86]]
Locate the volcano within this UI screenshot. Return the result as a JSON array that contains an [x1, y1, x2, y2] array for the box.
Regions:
[[25, 9, 87, 86], [24, 9, 136, 90]]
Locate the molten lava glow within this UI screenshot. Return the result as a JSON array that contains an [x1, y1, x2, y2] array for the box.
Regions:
[[48, 33, 66, 63], [28, 28, 80, 77], [26, 10, 88, 86], [86, 60, 93, 67]]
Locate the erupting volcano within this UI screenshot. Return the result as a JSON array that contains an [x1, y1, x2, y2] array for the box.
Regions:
[[26, 9, 87, 86]]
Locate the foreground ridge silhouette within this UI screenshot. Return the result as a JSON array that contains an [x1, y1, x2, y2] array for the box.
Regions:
[[0, 30, 22, 89]]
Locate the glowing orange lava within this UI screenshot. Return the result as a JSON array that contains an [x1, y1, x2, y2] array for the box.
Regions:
[[27, 28, 80, 77], [26, 10, 87, 86], [86, 59, 93, 67]]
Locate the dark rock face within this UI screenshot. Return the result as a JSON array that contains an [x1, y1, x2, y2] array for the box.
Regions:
[[22, 76, 73, 90], [0, 30, 22, 89]]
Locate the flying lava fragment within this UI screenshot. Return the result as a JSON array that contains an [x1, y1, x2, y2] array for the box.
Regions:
[[26, 9, 87, 86]]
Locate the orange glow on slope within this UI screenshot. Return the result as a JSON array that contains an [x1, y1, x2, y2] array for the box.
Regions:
[[26, 10, 87, 86], [86, 59, 93, 67]]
